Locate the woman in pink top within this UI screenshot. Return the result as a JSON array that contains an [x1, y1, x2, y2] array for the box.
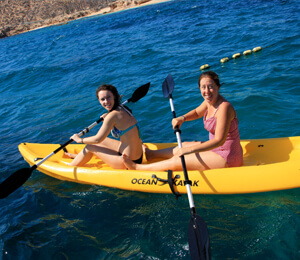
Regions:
[[123, 71, 243, 171]]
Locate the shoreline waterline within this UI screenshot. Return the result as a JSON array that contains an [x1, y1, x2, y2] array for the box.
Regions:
[[28, 0, 171, 34]]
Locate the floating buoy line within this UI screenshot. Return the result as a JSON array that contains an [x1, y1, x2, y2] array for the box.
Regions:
[[200, 46, 263, 70]]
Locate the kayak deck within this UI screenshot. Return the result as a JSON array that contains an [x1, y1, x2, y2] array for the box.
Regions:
[[18, 136, 300, 194]]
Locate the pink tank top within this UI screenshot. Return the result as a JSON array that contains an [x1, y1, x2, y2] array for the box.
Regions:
[[203, 102, 243, 167]]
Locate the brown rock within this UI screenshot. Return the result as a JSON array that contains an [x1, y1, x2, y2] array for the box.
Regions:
[[0, 0, 150, 38]]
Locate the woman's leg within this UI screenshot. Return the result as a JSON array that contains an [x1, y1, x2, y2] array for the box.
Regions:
[[145, 141, 201, 161], [69, 138, 125, 169], [69, 147, 94, 166], [123, 150, 226, 171], [144, 146, 175, 161], [86, 144, 126, 169]]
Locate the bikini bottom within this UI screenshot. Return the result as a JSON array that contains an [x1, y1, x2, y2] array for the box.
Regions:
[[118, 152, 143, 164]]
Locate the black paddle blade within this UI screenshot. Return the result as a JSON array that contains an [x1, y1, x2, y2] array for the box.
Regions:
[[162, 74, 175, 98], [128, 82, 150, 103], [0, 168, 33, 199], [188, 214, 211, 260]]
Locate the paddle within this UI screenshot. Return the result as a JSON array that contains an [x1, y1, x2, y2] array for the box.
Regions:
[[162, 74, 211, 260], [0, 82, 150, 199]]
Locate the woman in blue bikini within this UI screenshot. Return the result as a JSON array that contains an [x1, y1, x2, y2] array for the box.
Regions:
[[67, 84, 143, 169]]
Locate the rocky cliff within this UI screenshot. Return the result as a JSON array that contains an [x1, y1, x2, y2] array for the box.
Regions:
[[0, 0, 151, 38]]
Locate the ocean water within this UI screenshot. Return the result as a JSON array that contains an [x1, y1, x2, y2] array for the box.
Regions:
[[0, 0, 299, 259]]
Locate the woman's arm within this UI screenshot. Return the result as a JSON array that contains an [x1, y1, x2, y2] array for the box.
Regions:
[[213, 102, 235, 146], [178, 102, 234, 155], [71, 112, 116, 144], [172, 101, 207, 129]]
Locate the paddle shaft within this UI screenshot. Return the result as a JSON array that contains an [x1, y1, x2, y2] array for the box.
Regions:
[[168, 94, 196, 213], [0, 83, 150, 199], [34, 100, 131, 167], [163, 75, 210, 259]]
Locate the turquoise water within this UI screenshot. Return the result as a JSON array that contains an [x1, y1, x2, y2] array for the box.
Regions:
[[1, 0, 300, 259]]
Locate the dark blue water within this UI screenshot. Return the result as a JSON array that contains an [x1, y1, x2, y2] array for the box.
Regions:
[[1, 0, 299, 259]]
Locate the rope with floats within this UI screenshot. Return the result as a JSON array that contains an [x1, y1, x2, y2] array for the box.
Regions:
[[199, 45, 274, 70], [171, 41, 278, 76]]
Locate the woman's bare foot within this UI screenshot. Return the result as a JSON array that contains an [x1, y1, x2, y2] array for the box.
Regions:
[[122, 154, 137, 170], [64, 152, 77, 159], [143, 144, 153, 161]]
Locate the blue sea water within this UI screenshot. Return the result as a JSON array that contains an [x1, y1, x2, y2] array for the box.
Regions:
[[0, 0, 300, 259]]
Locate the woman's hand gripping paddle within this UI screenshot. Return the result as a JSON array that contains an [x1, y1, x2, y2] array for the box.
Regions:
[[0, 82, 150, 199], [162, 74, 211, 260]]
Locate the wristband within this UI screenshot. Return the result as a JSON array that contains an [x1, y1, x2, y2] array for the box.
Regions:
[[181, 115, 186, 121]]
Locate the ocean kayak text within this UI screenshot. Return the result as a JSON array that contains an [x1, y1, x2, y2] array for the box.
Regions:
[[131, 178, 199, 186]]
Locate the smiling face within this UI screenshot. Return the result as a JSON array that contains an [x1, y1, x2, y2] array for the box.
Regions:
[[96, 84, 120, 111], [199, 76, 220, 105], [98, 90, 115, 111]]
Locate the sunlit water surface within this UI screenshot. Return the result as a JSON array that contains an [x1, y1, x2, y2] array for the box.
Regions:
[[0, 0, 299, 259]]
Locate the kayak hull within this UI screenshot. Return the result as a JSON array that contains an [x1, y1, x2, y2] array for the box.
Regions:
[[18, 136, 300, 194]]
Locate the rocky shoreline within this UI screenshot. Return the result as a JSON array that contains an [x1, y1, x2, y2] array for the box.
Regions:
[[0, 0, 156, 38]]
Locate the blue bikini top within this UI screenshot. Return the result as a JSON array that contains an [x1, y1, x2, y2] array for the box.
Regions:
[[110, 105, 140, 139], [111, 123, 139, 139]]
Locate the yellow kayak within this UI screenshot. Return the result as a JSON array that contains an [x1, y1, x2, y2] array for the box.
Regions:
[[18, 136, 300, 194]]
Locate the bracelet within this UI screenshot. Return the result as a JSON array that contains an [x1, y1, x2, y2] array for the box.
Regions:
[[181, 115, 186, 121], [81, 138, 84, 144]]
